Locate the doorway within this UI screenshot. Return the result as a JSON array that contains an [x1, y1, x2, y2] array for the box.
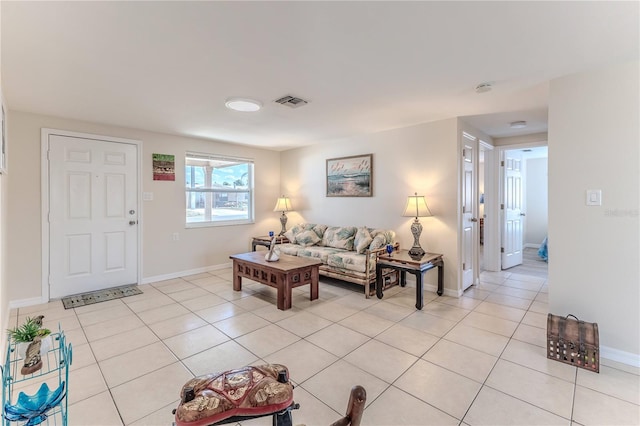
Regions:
[[42, 129, 142, 300]]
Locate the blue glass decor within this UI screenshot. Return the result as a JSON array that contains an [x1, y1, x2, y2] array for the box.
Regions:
[[4, 381, 66, 425], [386, 244, 394, 255], [269, 231, 274, 238]]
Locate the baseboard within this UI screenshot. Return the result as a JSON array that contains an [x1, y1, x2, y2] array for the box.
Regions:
[[600, 345, 640, 368], [9, 296, 47, 309], [524, 243, 541, 249], [142, 262, 232, 285]]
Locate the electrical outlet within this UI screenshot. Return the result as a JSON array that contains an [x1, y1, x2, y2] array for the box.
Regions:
[[172, 232, 180, 241]]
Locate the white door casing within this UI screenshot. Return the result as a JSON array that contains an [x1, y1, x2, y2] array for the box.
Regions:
[[44, 131, 140, 299], [461, 133, 477, 291], [501, 150, 524, 269]]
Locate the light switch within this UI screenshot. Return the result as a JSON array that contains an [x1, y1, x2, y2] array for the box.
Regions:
[[143, 192, 154, 201], [586, 190, 602, 206]]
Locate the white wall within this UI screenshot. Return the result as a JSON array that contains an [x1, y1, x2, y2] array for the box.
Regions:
[[524, 157, 548, 246], [548, 61, 639, 362], [6, 111, 282, 303], [0, 5, 9, 356], [281, 118, 462, 295]]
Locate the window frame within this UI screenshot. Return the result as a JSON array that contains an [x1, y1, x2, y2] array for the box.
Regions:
[[185, 152, 255, 228]]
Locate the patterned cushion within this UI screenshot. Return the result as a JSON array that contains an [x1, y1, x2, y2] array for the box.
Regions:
[[283, 224, 304, 243], [295, 230, 322, 247], [354, 227, 373, 254], [322, 226, 356, 250], [278, 243, 301, 256], [327, 252, 368, 273], [369, 234, 386, 251], [296, 246, 341, 263], [369, 229, 396, 250]]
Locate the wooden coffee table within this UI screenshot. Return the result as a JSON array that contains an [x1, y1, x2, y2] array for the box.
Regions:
[[229, 252, 322, 310]]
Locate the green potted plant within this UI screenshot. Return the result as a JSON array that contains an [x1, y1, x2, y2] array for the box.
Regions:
[[7, 316, 52, 359]]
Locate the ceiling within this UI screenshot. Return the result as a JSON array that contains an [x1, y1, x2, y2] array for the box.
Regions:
[[2, 2, 638, 151]]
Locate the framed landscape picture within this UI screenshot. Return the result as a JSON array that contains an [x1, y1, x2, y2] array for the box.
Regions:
[[326, 154, 373, 197]]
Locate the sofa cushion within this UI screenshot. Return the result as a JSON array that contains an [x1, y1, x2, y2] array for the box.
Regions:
[[297, 246, 342, 263], [322, 226, 356, 250], [354, 227, 373, 254], [327, 252, 368, 273], [369, 234, 386, 251], [295, 230, 322, 247], [283, 224, 304, 243], [278, 243, 302, 256], [369, 229, 396, 250]]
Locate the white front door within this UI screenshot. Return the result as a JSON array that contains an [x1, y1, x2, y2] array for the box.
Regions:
[[48, 134, 139, 298], [461, 134, 476, 290], [501, 150, 524, 269]]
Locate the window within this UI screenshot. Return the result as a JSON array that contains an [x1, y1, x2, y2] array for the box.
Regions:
[[185, 152, 254, 227]]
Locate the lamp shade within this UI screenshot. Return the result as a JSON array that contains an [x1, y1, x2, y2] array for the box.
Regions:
[[273, 196, 293, 212], [402, 193, 433, 219]]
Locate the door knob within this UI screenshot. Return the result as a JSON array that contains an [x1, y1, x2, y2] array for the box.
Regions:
[[129, 220, 137, 225], [470, 218, 478, 222], [520, 213, 526, 216]]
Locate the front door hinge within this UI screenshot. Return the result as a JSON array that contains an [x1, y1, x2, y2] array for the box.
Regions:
[[462, 262, 466, 270], [501, 247, 505, 253], [501, 160, 505, 167], [500, 203, 504, 210]]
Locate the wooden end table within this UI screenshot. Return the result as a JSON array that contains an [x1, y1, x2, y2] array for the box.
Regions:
[[230, 251, 321, 310], [375, 250, 444, 310], [251, 235, 289, 251]]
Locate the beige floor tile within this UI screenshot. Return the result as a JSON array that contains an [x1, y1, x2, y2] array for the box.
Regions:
[[486, 360, 574, 418], [572, 385, 640, 425], [150, 277, 186, 288], [536, 292, 549, 303], [148, 312, 207, 339], [363, 301, 415, 322], [70, 299, 125, 315], [214, 312, 270, 338], [124, 293, 176, 313], [513, 323, 547, 348], [399, 311, 458, 337], [19, 301, 67, 315], [439, 295, 483, 310], [492, 285, 539, 300], [68, 390, 124, 426], [375, 323, 439, 357], [444, 324, 509, 357], [305, 300, 359, 322], [423, 339, 498, 383], [99, 341, 177, 387], [163, 324, 230, 359], [264, 340, 338, 383], [90, 326, 159, 361], [67, 363, 109, 405], [136, 303, 190, 325], [83, 314, 145, 341], [168, 286, 211, 302], [383, 289, 439, 310], [576, 365, 640, 405], [68, 342, 97, 371], [395, 359, 482, 420], [235, 324, 301, 358], [251, 303, 300, 322], [130, 400, 179, 426], [52, 314, 82, 332], [473, 282, 501, 292], [76, 303, 133, 327], [464, 386, 570, 425], [344, 339, 418, 383], [305, 323, 370, 357], [301, 360, 388, 413], [600, 358, 640, 376], [19, 305, 76, 324], [187, 275, 226, 287], [217, 288, 256, 302], [155, 280, 197, 294], [365, 385, 460, 425], [63, 327, 88, 347], [275, 312, 332, 338], [529, 300, 549, 314], [182, 340, 258, 377], [522, 311, 547, 329], [196, 301, 246, 323], [334, 292, 381, 311], [485, 293, 533, 310], [179, 293, 227, 311], [508, 273, 546, 284], [232, 294, 275, 311], [339, 311, 396, 337], [503, 279, 543, 292], [460, 311, 519, 337], [502, 339, 577, 383], [461, 288, 491, 301], [474, 301, 527, 322], [110, 362, 193, 425], [279, 386, 341, 426], [422, 301, 471, 322]]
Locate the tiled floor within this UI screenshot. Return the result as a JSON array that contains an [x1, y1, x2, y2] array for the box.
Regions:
[[7, 268, 640, 425]]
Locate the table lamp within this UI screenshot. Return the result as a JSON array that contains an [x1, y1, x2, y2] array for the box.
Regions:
[[402, 192, 433, 257], [273, 196, 293, 235]]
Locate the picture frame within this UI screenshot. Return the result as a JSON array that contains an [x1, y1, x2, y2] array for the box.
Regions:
[[326, 154, 373, 197], [0, 91, 6, 174]]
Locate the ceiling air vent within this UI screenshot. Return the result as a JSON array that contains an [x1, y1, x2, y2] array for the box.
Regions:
[[274, 95, 308, 108]]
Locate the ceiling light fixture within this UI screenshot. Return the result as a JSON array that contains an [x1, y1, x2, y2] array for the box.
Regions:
[[510, 121, 527, 129], [225, 98, 262, 112], [475, 83, 492, 94]]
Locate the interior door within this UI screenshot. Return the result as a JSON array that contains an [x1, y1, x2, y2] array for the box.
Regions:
[[461, 135, 476, 290], [48, 134, 138, 298], [501, 150, 524, 269]]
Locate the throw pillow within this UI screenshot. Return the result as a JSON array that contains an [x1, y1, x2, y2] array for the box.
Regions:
[[295, 230, 321, 247], [354, 227, 373, 254], [322, 226, 356, 250], [283, 224, 303, 243], [369, 234, 386, 251]]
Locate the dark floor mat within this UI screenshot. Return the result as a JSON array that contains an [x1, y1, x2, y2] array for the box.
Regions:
[[61, 285, 142, 309]]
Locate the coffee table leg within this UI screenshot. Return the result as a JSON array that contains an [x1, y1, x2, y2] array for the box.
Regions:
[[415, 271, 424, 310], [310, 267, 319, 301], [233, 261, 242, 291], [277, 276, 292, 311]]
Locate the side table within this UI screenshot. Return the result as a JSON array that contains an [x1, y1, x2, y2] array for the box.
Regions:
[[251, 235, 289, 251], [375, 250, 444, 310]]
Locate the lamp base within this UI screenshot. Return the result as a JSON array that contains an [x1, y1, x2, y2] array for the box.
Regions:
[[408, 219, 425, 258], [408, 246, 426, 258], [278, 212, 288, 236]]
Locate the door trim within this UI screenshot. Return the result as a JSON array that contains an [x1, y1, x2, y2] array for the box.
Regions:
[[41, 128, 142, 302]]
